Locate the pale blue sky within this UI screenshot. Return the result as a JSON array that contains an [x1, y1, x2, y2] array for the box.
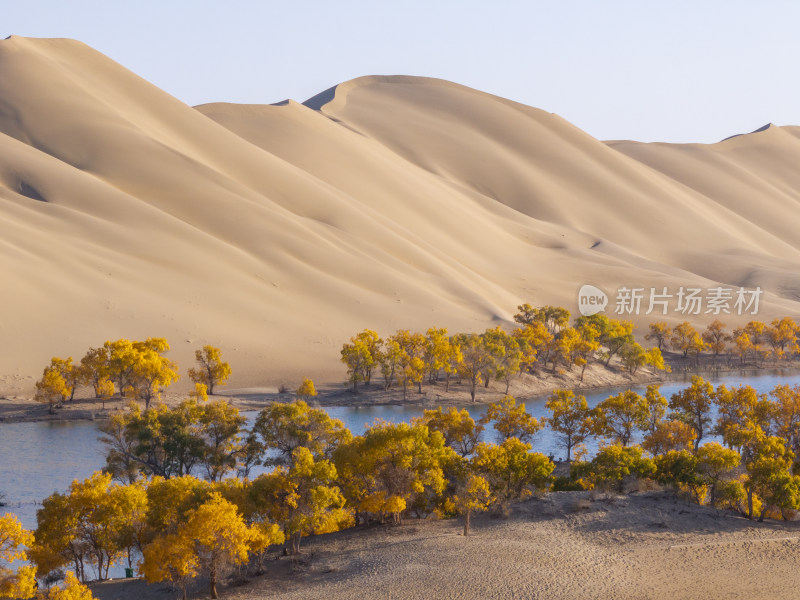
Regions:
[[5, 1, 799, 143]]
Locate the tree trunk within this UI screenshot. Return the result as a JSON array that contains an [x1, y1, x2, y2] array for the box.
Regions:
[[464, 509, 471, 536], [290, 531, 302, 554], [470, 380, 476, 402]]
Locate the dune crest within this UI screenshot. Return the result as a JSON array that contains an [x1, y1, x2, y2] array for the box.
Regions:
[[1, 37, 799, 393]]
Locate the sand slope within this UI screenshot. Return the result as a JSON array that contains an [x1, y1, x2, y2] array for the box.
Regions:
[[91, 492, 800, 600], [1, 37, 799, 392]]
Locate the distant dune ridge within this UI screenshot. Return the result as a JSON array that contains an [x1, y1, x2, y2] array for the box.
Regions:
[[1, 36, 799, 392]]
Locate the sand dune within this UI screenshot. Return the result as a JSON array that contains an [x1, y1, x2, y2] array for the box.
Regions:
[[1, 36, 799, 393]]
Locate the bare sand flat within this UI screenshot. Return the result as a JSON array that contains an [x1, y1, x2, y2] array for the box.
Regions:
[[90, 491, 800, 600], [1, 37, 800, 395]]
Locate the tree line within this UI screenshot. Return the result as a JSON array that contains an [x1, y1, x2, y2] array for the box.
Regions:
[[6, 373, 800, 599], [647, 317, 800, 366], [33, 340, 231, 413], [555, 375, 800, 523], [340, 305, 668, 401]]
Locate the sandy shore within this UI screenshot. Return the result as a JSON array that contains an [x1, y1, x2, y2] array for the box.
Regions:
[[0, 363, 664, 423], [89, 490, 800, 600]]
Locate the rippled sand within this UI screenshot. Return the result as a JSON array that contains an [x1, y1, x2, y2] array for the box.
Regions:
[[92, 491, 800, 600]]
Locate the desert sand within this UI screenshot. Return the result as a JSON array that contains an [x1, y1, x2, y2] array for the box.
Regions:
[[89, 490, 800, 600], [1, 36, 800, 396]]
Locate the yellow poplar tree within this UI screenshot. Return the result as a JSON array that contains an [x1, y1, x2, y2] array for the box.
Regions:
[[645, 322, 671, 351], [333, 422, 453, 524], [580, 445, 655, 494], [744, 321, 769, 365], [731, 329, 753, 366], [513, 321, 552, 374], [96, 378, 115, 410], [481, 396, 541, 444], [188, 345, 231, 395], [142, 486, 250, 600], [0, 513, 37, 599], [671, 322, 702, 359], [104, 339, 138, 396], [376, 338, 403, 390], [340, 336, 374, 394], [140, 531, 197, 600], [247, 521, 284, 574], [144, 475, 212, 537], [488, 328, 523, 393], [252, 400, 351, 467], [393, 330, 426, 396], [702, 320, 731, 366], [185, 492, 252, 599], [643, 384, 668, 434], [43, 571, 97, 600], [129, 346, 179, 409], [744, 435, 800, 521], [545, 390, 592, 461], [249, 447, 352, 554], [296, 378, 317, 400], [454, 333, 494, 402], [197, 399, 247, 482], [471, 438, 554, 503], [35, 363, 70, 414], [669, 375, 714, 450], [713, 384, 771, 451], [592, 390, 649, 447], [641, 420, 696, 456], [80, 347, 110, 399], [453, 474, 493, 536], [423, 327, 451, 385], [770, 384, 800, 454], [415, 407, 483, 457], [696, 442, 740, 505], [767, 317, 800, 360]]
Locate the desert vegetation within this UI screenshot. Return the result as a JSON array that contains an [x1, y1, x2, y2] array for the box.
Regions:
[[32, 340, 229, 414], [649, 317, 800, 368], [6, 368, 800, 598], [8, 305, 800, 598], [340, 305, 669, 402]]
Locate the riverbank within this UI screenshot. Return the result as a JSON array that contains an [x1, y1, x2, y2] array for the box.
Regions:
[[0, 361, 664, 424], [88, 490, 800, 600], [6, 357, 800, 424]]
